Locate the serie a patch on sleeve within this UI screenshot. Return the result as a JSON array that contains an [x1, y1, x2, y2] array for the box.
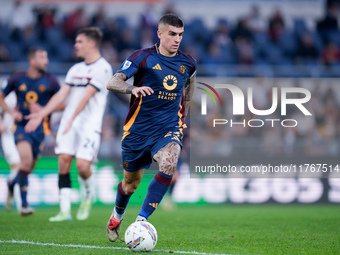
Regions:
[[122, 60, 132, 70]]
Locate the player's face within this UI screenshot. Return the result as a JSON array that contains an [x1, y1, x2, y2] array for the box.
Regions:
[[32, 50, 49, 74], [74, 33, 91, 58], [158, 25, 184, 57]]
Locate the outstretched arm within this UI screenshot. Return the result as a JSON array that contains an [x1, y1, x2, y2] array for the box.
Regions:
[[0, 114, 7, 133], [0, 92, 22, 122], [106, 72, 154, 98], [25, 85, 71, 133], [184, 74, 196, 119], [29, 101, 65, 114]]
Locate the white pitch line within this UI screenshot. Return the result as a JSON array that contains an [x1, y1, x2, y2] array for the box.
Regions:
[[0, 239, 233, 255]]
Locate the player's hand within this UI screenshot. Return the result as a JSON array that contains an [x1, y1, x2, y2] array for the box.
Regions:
[[0, 123, 7, 133], [29, 103, 42, 113], [11, 110, 22, 122], [24, 112, 43, 133], [63, 119, 73, 134], [132, 86, 154, 98]]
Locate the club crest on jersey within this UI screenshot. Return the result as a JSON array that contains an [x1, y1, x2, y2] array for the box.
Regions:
[[19, 84, 27, 91], [122, 60, 132, 70], [163, 75, 177, 91], [39, 84, 46, 92], [124, 161, 129, 168], [179, 65, 186, 74]]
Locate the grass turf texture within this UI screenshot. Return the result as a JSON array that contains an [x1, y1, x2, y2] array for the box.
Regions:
[[0, 204, 339, 255]]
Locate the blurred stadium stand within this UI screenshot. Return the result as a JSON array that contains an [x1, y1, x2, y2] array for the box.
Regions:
[[0, 0, 339, 77]]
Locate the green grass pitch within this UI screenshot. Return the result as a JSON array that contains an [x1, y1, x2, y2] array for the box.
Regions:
[[0, 204, 339, 255]]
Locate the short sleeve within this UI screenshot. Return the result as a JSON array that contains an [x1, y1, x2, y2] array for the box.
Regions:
[[47, 74, 61, 95], [90, 63, 113, 91], [190, 69, 197, 79], [116, 49, 147, 79], [117, 59, 139, 79], [188, 56, 197, 78], [64, 65, 76, 86], [2, 77, 15, 96]]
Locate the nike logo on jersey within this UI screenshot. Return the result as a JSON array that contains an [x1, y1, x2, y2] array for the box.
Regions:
[[149, 203, 158, 208], [152, 64, 162, 70]]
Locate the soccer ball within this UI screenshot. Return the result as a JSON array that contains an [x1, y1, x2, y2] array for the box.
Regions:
[[125, 221, 158, 252]]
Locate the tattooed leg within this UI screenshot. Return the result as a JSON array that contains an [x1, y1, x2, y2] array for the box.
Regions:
[[138, 142, 181, 220], [153, 142, 181, 175]]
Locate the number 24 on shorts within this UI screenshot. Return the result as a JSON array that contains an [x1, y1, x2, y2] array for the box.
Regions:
[[83, 138, 95, 149]]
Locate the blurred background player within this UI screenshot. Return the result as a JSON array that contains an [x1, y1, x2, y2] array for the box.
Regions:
[[0, 91, 22, 212], [25, 27, 113, 222], [106, 13, 196, 242], [0, 47, 61, 216]]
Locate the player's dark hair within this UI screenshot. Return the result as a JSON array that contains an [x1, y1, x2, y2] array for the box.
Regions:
[[27, 47, 46, 60], [76, 26, 103, 47], [159, 13, 184, 28]]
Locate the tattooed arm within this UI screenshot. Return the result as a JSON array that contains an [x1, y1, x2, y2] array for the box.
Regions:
[[106, 72, 154, 98], [106, 72, 131, 93], [184, 73, 196, 118]]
